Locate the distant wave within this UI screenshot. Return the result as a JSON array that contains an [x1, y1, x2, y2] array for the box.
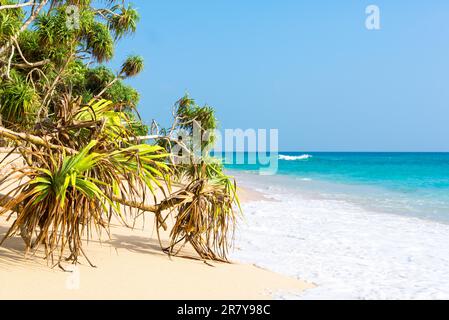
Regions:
[[279, 154, 313, 161]]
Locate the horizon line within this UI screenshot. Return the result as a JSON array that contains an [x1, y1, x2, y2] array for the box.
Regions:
[[216, 151, 449, 153]]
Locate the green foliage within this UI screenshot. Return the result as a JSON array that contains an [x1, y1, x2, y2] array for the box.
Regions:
[[0, 99, 169, 265], [81, 66, 140, 109], [120, 55, 144, 78], [125, 110, 149, 136], [107, 79, 140, 107], [0, 71, 40, 127], [0, 2, 240, 266], [17, 30, 43, 60], [173, 94, 218, 160], [0, 0, 145, 135], [85, 65, 115, 92], [35, 10, 73, 47], [86, 21, 114, 63], [176, 94, 218, 133], [109, 4, 140, 40], [0, 1, 24, 43]]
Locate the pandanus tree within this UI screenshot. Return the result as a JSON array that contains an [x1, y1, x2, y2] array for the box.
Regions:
[[0, 1, 240, 268], [0, 0, 143, 130]]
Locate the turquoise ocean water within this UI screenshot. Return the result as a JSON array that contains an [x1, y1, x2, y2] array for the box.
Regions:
[[224, 152, 449, 223], [227, 153, 449, 299]]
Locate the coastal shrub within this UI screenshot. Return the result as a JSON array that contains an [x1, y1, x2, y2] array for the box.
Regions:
[[0, 1, 240, 266]]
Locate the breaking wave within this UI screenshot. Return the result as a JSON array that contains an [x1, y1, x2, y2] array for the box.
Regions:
[[279, 154, 313, 161]]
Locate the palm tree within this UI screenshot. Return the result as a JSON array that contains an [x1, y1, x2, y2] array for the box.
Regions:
[[0, 98, 239, 267], [95, 55, 145, 98], [0, 1, 142, 130], [120, 55, 144, 77], [0, 99, 169, 266], [0, 1, 240, 267]]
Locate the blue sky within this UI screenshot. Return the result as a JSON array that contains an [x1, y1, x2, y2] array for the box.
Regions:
[[110, 0, 449, 151]]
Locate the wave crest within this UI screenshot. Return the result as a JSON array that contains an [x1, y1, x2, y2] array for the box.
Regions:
[[279, 154, 313, 161]]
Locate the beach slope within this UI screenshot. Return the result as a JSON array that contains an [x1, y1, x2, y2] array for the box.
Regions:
[[0, 190, 312, 300]]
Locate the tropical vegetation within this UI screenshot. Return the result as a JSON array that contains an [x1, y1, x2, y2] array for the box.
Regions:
[[0, 0, 239, 268]]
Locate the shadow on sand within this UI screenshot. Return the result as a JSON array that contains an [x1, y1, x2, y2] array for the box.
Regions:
[[0, 224, 37, 270], [0, 220, 202, 271]]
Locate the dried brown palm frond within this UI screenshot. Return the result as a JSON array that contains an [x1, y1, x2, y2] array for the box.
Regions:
[[0, 97, 241, 267], [160, 163, 240, 262], [0, 99, 171, 268]]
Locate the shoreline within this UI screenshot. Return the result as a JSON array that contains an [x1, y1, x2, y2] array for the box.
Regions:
[[0, 184, 314, 300], [227, 168, 449, 225], [230, 170, 449, 300]]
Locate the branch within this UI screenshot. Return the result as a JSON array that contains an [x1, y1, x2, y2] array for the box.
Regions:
[[0, 126, 77, 154], [111, 195, 173, 231], [127, 135, 161, 141], [0, 1, 35, 11], [94, 8, 120, 18], [0, 0, 48, 57], [40, 49, 75, 117], [12, 59, 50, 69], [19, 0, 47, 33], [128, 134, 192, 158], [6, 46, 14, 79], [95, 77, 119, 99], [12, 38, 50, 68]]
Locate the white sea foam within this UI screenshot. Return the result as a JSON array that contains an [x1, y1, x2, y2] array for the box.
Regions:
[[231, 176, 449, 300], [279, 154, 313, 161]]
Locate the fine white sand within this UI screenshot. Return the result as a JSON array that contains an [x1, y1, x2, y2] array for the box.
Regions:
[[0, 154, 313, 300]]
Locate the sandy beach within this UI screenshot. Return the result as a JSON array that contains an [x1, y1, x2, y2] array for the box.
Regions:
[[0, 180, 313, 300]]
